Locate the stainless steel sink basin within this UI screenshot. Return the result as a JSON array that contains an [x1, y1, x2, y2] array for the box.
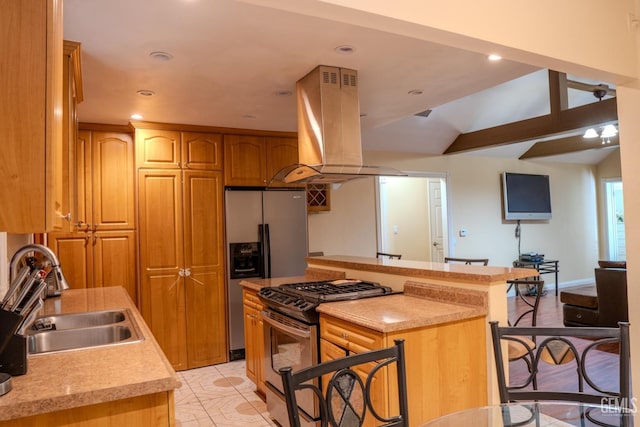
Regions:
[[26, 308, 144, 355], [31, 309, 126, 331]]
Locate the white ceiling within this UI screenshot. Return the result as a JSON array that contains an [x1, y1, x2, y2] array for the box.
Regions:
[[63, 0, 617, 164]]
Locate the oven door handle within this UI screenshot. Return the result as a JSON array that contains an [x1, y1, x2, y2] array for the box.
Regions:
[[261, 311, 311, 339]]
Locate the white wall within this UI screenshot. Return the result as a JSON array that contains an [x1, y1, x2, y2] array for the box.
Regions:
[[308, 152, 601, 287]]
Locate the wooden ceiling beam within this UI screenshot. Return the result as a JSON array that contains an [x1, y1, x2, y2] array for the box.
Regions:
[[519, 135, 619, 159], [443, 87, 618, 155]]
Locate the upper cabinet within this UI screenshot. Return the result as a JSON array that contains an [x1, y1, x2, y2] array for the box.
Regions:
[[134, 127, 222, 170], [224, 134, 300, 187], [0, 0, 63, 232], [58, 40, 84, 231]]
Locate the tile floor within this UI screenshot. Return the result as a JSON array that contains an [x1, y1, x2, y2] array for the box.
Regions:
[[174, 360, 278, 427]]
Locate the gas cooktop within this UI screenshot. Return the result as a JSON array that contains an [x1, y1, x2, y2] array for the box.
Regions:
[[258, 279, 393, 323]]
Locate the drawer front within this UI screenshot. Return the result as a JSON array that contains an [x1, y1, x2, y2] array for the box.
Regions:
[[320, 315, 383, 353], [243, 289, 264, 311]]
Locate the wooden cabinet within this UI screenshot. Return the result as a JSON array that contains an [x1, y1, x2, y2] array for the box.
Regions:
[[75, 130, 135, 230], [48, 230, 137, 301], [242, 288, 266, 397], [0, 0, 63, 232], [58, 40, 84, 231], [47, 129, 137, 301], [135, 128, 222, 170], [136, 127, 226, 370], [307, 184, 331, 212], [224, 135, 299, 187], [320, 314, 488, 426]]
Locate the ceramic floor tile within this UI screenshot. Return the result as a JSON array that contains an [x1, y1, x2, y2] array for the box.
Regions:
[[175, 361, 273, 427], [202, 394, 274, 427]]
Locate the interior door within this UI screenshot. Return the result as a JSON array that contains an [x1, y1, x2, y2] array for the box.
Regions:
[[429, 178, 447, 262]]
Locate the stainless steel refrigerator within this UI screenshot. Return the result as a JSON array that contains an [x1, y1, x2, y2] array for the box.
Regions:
[[225, 189, 308, 360]]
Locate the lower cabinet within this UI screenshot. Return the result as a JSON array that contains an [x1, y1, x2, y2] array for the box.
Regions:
[[243, 288, 266, 398], [319, 314, 488, 426], [47, 230, 137, 303], [0, 391, 174, 427]]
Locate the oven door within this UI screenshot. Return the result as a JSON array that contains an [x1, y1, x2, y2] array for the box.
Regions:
[[262, 308, 319, 426]]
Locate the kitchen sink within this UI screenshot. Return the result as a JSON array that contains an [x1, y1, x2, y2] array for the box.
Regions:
[[30, 309, 127, 331], [26, 308, 144, 355]]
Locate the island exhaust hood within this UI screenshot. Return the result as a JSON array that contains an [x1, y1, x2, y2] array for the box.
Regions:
[[275, 65, 405, 184]]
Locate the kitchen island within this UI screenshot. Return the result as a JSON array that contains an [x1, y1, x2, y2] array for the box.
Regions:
[[240, 255, 536, 424], [305, 255, 537, 406], [0, 287, 180, 426]]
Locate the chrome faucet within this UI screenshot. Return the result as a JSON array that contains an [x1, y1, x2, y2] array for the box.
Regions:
[[9, 244, 70, 297]]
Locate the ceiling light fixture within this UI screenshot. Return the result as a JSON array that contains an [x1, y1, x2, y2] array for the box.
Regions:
[[408, 89, 423, 95], [334, 45, 356, 55], [137, 89, 155, 97], [275, 90, 292, 97], [149, 51, 173, 61], [583, 124, 618, 144], [130, 113, 143, 120], [488, 54, 502, 61]]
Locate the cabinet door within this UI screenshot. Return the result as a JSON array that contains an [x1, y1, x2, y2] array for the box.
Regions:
[[243, 302, 259, 384], [75, 130, 91, 228], [47, 232, 91, 290], [138, 169, 187, 370], [93, 230, 137, 303], [58, 41, 82, 232], [91, 132, 135, 229], [265, 136, 299, 187], [223, 135, 266, 186], [0, 0, 62, 232], [243, 289, 265, 395], [182, 132, 223, 170], [183, 170, 227, 367], [135, 129, 181, 169]]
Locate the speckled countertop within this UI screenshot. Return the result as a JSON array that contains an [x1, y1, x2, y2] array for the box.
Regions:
[[0, 287, 180, 421], [240, 271, 488, 333], [306, 255, 535, 284], [316, 281, 487, 333]]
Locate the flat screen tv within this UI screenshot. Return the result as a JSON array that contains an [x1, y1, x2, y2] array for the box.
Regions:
[[502, 172, 552, 220]]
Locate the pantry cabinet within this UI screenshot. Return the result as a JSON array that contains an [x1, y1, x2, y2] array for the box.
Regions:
[[47, 129, 137, 302], [320, 314, 487, 426], [135, 125, 226, 370], [242, 288, 266, 397], [224, 135, 299, 187], [0, 0, 63, 232]]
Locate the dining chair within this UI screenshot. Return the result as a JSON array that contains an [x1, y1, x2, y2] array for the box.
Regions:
[[443, 257, 488, 265], [376, 252, 402, 260], [490, 321, 631, 425], [279, 339, 409, 427], [506, 279, 545, 367]]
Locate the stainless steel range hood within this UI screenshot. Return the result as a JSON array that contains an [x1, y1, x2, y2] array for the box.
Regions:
[[274, 65, 405, 184]]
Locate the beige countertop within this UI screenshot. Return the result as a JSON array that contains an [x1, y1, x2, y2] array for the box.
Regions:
[[0, 287, 180, 421], [306, 255, 535, 284], [240, 273, 488, 333]]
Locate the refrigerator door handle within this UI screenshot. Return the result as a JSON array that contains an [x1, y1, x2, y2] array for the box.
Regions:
[[264, 223, 272, 278], [258, 224, 265, 278]]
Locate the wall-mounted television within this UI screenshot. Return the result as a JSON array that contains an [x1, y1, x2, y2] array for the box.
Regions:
[[502, 172, 552, 220]]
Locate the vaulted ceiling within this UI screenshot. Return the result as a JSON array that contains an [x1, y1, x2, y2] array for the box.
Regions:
[[63, 0, 619, 164]]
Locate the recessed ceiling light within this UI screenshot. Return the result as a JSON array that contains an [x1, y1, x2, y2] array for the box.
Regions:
[[243, 114, 256, 119], [149, 51, 173, 61], [275, 90, 292, 97], [335, 45, 356, 55], [137, 89, 155, 97], [130, 114, 143, 120], [488, 54, 502, 61], [408, 89, 424, 95]]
